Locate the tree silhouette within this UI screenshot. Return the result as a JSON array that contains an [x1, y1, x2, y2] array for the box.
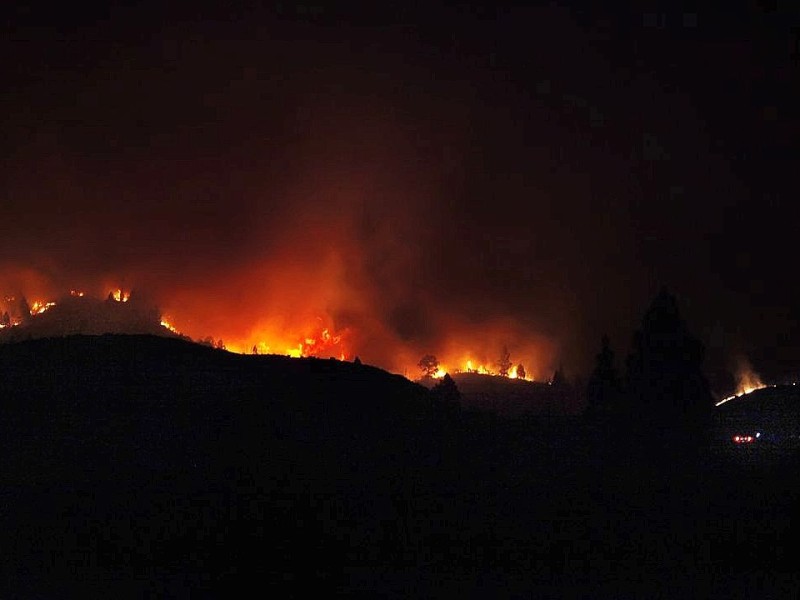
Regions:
[[431, 373, 461, 406], [625, 287, 713, 454], [1, 311, 9, 327], [585, 334, 621, 416], [516, 363, 526, 380], [353, 356, 362, 366], [418, 354, 440, 378], [18, 296, 31, 321], [551, 365, 566, 387], [497, 345, 512, 377]]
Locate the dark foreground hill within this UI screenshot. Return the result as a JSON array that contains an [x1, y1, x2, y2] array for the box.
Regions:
[[0, 335, 798, 597]]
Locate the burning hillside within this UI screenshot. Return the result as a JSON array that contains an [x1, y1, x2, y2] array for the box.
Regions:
[[0, 277, 558, 382], [715, 357, 770, 406], [0, 290, 181, 343]]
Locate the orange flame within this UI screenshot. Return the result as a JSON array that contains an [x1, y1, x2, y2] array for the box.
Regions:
[[426, 357, 534, 381], [3, 273, 554, 381], [735, 360, 764, 396], [160, 317, 180, 334], [29, 300, 56, 315], [206, 316, 351, 360], [716, 357, 769, 406], [110, 289, 130, 303]]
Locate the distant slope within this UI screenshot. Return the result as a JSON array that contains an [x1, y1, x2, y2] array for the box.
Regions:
[[0, 295, 183, 342], [419, 372, 581, 416]]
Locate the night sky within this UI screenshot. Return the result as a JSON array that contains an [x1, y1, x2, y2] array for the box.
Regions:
[[2, 3, 799, 394]]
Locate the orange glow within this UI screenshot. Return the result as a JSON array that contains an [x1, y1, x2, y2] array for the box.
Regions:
[[716, 357, 769, 406], [110, 289, 130, 303], [2, 257, 557, 379], [224, 318, 351, 359], [431, 367, 447, 379], [160, 317, 180, 334], [460, 360, 530, 380], [736, 361, 764, 396], [421, 357, 535, 381], [29, 300, 56, 315], [1, 283, 556, 379]]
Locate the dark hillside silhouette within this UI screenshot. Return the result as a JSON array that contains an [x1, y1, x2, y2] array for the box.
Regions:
[[0, 334, 795, 597], [0, 334, 440, 596]]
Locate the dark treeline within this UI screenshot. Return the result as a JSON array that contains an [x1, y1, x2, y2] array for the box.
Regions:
[[584, 287, 714, 462]]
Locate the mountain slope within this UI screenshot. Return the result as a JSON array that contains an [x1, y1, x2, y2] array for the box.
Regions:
[[0, 334, 443, 596]]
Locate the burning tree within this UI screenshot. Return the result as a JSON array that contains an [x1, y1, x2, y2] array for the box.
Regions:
[[418, 354, 440, 378], [497, 345, 512, 377], [516, 363, 526, 380]]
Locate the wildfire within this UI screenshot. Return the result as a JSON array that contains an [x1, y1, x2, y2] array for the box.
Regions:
[[1, 296, 56, 328], [160, 317, 180, 334], [30, 300, 57, 315], [431, 367, 448, 379], [3, 283, 547, 380], [716, 357, 769, 406], [736, 365, 764, 396], [110, 289, 130, 302], [230, 320, 350, 360], [429, 358, 533, 381]]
